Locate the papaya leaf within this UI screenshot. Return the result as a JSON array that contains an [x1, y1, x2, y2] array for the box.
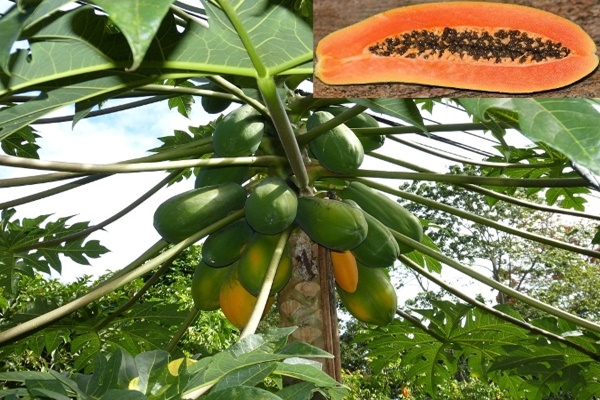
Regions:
[[459, 98, 600, 176], [129, 350, 170, 395], [0, 124, 41, 158], [82, 349, 137, 397], [401, 233, 442, 273], [351, 98, 426, 133], [276, 381, 318, 400], [203, 386, 282, 400], [211, 362, 278, 392], [23, 378, 69, 400], [99, 389, 148, 400], [0, 4, 33, 74], [91, 0, 176, 71], [274, 361, 341, 388]]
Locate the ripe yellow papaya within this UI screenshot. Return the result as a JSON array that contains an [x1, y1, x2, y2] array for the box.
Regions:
[[238, 232, 293, 296], [340, 181, 422, 253], [245, 177, 298, 235], [219, 262, 274, 329], [295, 196, 367, 252], [153, 182, 246, 243], [330, 250, 358, 293], [337, 261, 397, 326], [191, 261, 230, 311]]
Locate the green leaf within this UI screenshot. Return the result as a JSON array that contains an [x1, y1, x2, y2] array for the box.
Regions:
[[24, 378, 69, 400], [0, 4, 34, 74], [273, 362, 340, 388], [459, 99, 600, 175], [276, 382, 317, 400], [99, 389, 148, 400], [203, 386, 282, 400], [351, 98, 426, 133], [0, 124, 40, 158], [211, 362, 278, 392], [92, 0, 176, 71], [130, 350, 169, 395]]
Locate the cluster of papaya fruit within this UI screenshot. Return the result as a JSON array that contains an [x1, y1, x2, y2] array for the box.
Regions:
[[152, 103, 424, 328]]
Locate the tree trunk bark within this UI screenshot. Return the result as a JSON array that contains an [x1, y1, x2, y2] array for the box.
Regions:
[[278, 229, 342, 382]]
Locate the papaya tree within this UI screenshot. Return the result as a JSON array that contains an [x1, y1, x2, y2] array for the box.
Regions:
[[1, 1, 600, 399]]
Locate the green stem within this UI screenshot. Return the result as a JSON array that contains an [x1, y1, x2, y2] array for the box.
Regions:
[[296, 105, 368, 145], [0, 154, 286, 174], [0, 209, 244, 346], [399, 255, 600, 361], [351, 170, 588, 188], [369, 152, 600, 221], [208, 76, 268, 116], [361, 179, 600, 259], [353, 122, 499, 136], [257, 76, 310, 194], [240, 227, 293, 340], [386, 135, 564, 169], [390, 230, 600, 334]]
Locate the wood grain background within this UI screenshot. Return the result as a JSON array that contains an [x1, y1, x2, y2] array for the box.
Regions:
[[313, 0, 600, 98]]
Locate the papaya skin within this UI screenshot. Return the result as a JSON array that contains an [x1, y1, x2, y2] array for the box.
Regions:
[[315, 2, 598, 93]]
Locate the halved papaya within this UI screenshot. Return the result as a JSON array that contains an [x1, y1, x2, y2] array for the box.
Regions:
[[315, 2, 598, 93]]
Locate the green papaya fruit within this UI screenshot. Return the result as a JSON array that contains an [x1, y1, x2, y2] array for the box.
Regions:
[[195, 154, 249, 189], [201, 83, 232, 114], [339, 181, 423, 253], [318, 106, 385, 152], [349, 204, 400, 268], [295, 196, 367, 251], [306, 111, 364, 174], [202, 219, 254, 267], [191, 261, 230, 311], [337, 261, 397, 326], [153, 182, 246, 243], [238, 232, 293, 296], [212, 104, 265, 157], [245, 177, 298, 235]]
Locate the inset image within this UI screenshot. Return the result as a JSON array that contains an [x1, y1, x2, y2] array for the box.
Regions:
[[313, 0, 599, 97]]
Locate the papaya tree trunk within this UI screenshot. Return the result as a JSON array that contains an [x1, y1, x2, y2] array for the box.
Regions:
[[278, 229, 342, 382]]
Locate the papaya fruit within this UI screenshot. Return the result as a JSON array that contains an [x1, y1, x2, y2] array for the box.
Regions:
[[238, 232, 293, 296], [201, 219, 254, 268], [295, 196, 367, 252], [194, 155, 249, 189], [318, 106, 385, 153], [315, 2, 598, 93], [153, 182, 246, 243], [219, 262, 274, 329], [306, 111, 364, 174], [245, 177, 298, 235], [349, 205, 400, 268], [212, 104, 265, 156], [200, 83, 232, 114], [339, 181, 422, 253], [337, 261, 397, 326], [191, 261, 230, 311], [330, 250, 358, 294]]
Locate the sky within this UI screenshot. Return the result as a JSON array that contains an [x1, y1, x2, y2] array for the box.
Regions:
[[1, 88, 557, 305]]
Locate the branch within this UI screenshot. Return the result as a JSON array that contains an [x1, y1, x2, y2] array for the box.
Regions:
[[351, 170, 588, 188], [361, 179, 600, 260], [390, 229, 600, 334], [0, 154, 286, 174], [166, 307, 201, 353], [369, 152, 600, 221], [399, 255, 600, 361]]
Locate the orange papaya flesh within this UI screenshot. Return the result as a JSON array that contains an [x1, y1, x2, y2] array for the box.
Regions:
[[238, 232, 293, 296], [315, 2, 598, 93], [330, 250, 359, 293], [337, 261, 397, 326], [219, 262, 275, 329], [191, 261, 230, 311]]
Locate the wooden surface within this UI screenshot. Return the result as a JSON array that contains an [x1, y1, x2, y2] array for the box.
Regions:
[[313, 0, 600, 98]]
